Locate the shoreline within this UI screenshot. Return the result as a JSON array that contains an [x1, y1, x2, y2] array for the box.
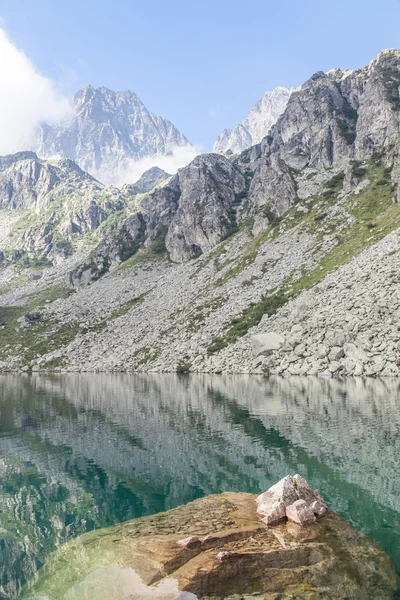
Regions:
[[1, 368, 400, 378]]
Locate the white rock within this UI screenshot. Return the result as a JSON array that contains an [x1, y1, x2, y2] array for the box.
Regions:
[[251, 332, 285, 357]]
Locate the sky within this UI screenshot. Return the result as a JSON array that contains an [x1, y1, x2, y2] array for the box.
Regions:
[[1, 0, 400, 154]]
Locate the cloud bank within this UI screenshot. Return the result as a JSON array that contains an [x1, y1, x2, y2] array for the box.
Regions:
[[0, 27, 70, 155], [112, 144, 201, 187]]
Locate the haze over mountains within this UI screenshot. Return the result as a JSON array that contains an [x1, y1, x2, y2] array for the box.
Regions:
[[32, 84, 195, 185]]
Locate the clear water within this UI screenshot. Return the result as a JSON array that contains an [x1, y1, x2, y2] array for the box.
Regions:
[[0, 373, 399, 597]]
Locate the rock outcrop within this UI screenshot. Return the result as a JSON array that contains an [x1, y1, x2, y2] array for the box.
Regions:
[[67, 152, 246, 281], [165, 154, 246, 262], [256, 475, 328, 526], [233, 50, 400, 225], [24, 490, 397, 600]]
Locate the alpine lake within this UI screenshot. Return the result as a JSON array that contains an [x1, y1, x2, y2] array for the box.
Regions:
[[0, 374, 399, 597]]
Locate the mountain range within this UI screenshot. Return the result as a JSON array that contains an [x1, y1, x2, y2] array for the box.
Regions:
[[0, 48, 400, 377], [29, 82, 293, 185]]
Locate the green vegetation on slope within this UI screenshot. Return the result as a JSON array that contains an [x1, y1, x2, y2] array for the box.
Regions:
[[0, 285, 152, 371], [0, 284, 76, 369], [207, 292, 287, 354], [207, 157, 398, 354]]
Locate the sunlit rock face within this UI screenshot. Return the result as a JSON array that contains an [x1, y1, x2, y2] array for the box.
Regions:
[[24, 492, 397, 600], [256, 474, 328, 526]]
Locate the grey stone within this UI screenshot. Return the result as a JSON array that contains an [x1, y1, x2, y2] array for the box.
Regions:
[[343, 343, 369, 363], [251, 332, 285, 357]]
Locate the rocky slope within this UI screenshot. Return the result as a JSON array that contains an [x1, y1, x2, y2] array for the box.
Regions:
[[0, 49, 400, 375], [213, 86, 292, 154], [33, 85, 192, 184]]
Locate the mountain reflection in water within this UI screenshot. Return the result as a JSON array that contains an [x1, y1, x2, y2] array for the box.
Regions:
[[0, 374, 399, 597]]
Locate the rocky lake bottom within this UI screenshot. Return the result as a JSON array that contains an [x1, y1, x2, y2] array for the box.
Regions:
[[0, 374, 399, 597]]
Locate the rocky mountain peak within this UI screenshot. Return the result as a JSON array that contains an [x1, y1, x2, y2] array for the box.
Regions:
[[122, 166, 171, 196], [0, 150, 39, 171], [32, 85, 192, 185], [213, 86, 292, 154]]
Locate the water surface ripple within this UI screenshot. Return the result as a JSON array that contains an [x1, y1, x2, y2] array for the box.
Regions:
[[0, 374, 399, 596]]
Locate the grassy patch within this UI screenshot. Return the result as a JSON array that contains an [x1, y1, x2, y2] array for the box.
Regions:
[[285, 161, 397, 296], [0, 284, 77, 369], [207, 292, 287, 354], [185, 296, 225, 331], [132, 346, 160, 368]]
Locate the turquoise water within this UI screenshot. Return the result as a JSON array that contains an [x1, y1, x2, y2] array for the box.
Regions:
[[0, 374, 399, 597]]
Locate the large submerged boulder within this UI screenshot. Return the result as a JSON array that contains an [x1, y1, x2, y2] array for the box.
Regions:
[[23, 482, 397, 600]]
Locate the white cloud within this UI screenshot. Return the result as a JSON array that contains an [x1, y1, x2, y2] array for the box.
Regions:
[[112, 144, 201, 187], [0, 27, 70, 155]]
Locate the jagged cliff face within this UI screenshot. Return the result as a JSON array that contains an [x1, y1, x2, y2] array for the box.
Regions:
[[165, 154, 246, 262], [213, 87, 292, 154], [0, 49, 400, 374], [240, 50, 400, 223], [67, 153, 246, 281], [33, 85, 191, 184]]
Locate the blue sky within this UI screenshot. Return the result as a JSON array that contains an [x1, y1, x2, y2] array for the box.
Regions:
[[1, 0, 400, 150]]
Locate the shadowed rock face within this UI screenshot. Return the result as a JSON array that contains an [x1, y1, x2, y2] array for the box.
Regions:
[[24, 492, 397, 600], [165, 154, 246, 262]]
